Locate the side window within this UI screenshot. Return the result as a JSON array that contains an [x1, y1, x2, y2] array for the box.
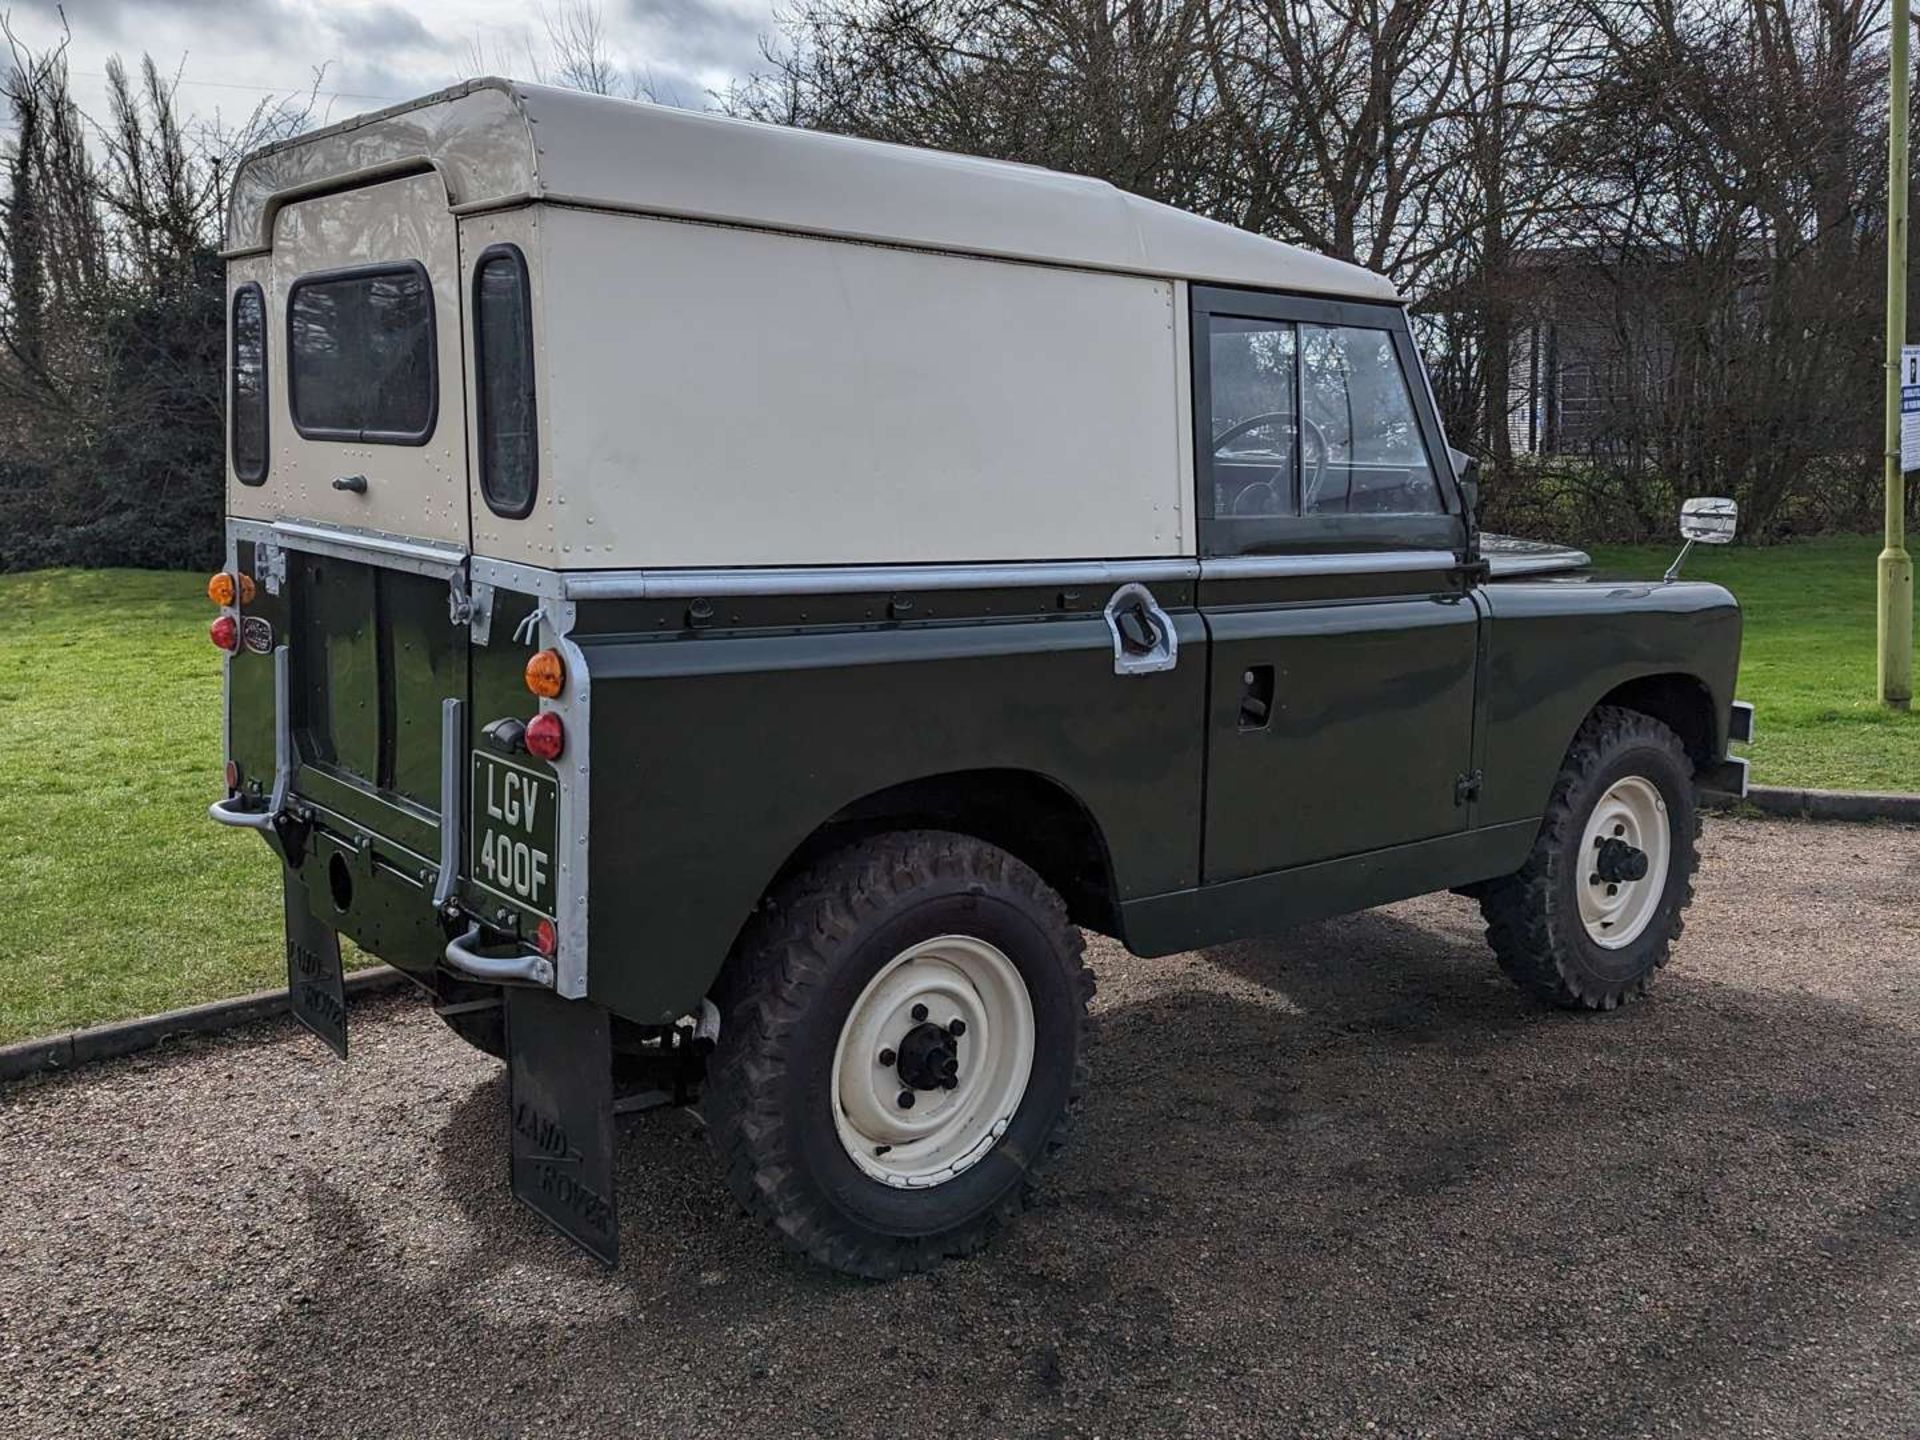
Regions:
[[231, 283, 268, 484], [1299, 325, 1441, 516], [1197, 291, 1452, 557], [287, 262, 436, 444], [1207, 317, 1298, 521], [473, 245, 537, 518]]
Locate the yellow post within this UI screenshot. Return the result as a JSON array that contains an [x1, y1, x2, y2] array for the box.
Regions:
[[1884, 0, 1915, 709]]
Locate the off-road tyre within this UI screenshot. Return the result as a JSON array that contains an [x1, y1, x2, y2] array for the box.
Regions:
[[703, 830, 1094, 1278], [1478, 706, 1700, 1010]]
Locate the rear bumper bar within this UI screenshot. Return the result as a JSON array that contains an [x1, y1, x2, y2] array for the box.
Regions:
[[444, 924, 555, 987], [208, 795, 277, 831]]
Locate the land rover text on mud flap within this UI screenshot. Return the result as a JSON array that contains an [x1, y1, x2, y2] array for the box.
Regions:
[[208, 80, 1750, 1277]]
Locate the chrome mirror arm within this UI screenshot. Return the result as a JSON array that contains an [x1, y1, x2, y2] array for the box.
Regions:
[[1663, 538, 1696, 584]]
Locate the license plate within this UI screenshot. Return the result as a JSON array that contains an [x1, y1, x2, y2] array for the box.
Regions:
[[471, 752, 558, 918]]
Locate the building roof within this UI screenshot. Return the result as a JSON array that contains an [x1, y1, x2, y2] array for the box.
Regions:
[[225, 79, 1401, 303]]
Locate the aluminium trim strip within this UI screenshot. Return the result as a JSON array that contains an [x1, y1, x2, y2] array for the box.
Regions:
[[1199, 550, 1459, 582], [563, 557, 1201, 601], [1484, 550, 1592, 578], [470, 550, 1466, 603], [229, 516, 468, 580], [432, 697, 463, 909], [545, 599, 590, 999]]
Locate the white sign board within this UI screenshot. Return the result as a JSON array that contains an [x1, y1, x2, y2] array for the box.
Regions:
[[1903, 345, 1920, 472]]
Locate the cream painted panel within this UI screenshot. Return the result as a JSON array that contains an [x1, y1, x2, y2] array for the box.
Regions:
[[462, 207, 561, 561], [228, 81, 1399, 303], [229, 171, 468, 546], [515, 209, 1189, 569], [525, 85, 1396, 301], [1171, 282, 1195, 543]]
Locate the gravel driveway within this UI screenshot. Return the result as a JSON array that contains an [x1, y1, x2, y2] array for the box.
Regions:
[[4, 814, 1919, 1439]]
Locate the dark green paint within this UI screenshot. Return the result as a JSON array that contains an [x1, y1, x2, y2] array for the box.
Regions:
[[223, 543, 1742, 1031], [1202, 588, 1480, 878], [1475, 578, 1741, 825], [1124, 818, 1540, 956], [290, 554, 464, 814], [277, 805, 451, 978], [576, 604, 1208, 1023]]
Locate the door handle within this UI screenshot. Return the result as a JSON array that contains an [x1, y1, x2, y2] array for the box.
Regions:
[[1104, 583, 1178, 675], [331, 474, 369, 494], [1238, 665, 1275, 730]]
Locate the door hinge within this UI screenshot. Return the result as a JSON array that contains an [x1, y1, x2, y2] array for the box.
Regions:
[[447, 570, 472, 628], [254, 540, 286, 596], [468, 580, 496, 645], [1454, 769, 1484, 806]]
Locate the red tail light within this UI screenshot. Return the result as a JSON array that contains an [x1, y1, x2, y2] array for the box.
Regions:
[[525, 710, 565, 760], [534, 919, 557, 958], [209, 615, 239, 651]]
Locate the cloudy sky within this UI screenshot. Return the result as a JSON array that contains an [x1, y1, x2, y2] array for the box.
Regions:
[[6, 0, 783, 133]]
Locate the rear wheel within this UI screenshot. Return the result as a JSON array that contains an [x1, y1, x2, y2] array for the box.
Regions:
[[703, 830, 1093, 1277], [1479, 706, 1700, 1010]]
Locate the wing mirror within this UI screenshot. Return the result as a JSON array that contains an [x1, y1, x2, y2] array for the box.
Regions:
[[1666, 496, 1737, 580]]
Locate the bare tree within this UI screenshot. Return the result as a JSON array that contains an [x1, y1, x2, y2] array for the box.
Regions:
[[461, 2, 662, 102], [737, 1, 1226, 211]]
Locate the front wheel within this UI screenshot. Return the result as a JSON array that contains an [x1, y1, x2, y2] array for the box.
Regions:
[[1479, 706, 1700, 1010], [703, 831, 1093, 1277]]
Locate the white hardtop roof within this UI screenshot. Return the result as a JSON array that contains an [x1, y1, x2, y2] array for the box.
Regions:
[[226, 79, 1401, 303]]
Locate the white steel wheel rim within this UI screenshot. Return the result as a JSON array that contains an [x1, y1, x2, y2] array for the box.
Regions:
[[831, 935, 1035, 1189], [1578, 776, 1671, 950]]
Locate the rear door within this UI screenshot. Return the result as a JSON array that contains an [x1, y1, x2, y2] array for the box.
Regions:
[[269, 171, 470, 543], [266, 172, 471, 859]]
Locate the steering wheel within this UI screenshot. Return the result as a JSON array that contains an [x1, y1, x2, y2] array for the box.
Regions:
[[1211, 411, 1330, 514]]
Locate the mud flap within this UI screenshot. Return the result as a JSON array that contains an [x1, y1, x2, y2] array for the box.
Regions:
[[505, 987, 619, 1266], [285, 872, 347, 1059]]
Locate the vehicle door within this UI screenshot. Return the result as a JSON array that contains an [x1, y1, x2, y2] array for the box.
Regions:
[[256, 171, 472, 866], [1192, 286, 1480, 882]]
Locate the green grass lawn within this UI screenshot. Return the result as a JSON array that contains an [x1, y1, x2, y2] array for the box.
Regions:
[[0, 569, 373, 1047], [1588, 534, 1920, 793], [1, 545, 1915, 1045]]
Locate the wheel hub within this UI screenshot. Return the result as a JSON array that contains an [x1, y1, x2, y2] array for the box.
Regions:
[[1593, 836, 1649, 884], [894, 1020, 960, 1091], [1576, 775, 1672, 949]]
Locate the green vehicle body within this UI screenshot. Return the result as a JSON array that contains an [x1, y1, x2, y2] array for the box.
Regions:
[[225, 539, 1742, 1028]]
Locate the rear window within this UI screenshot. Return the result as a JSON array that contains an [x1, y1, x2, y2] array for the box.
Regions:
[[287, 262, 437, 444], [231, 283, 268, 484], [473, 245, 538, 517]]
